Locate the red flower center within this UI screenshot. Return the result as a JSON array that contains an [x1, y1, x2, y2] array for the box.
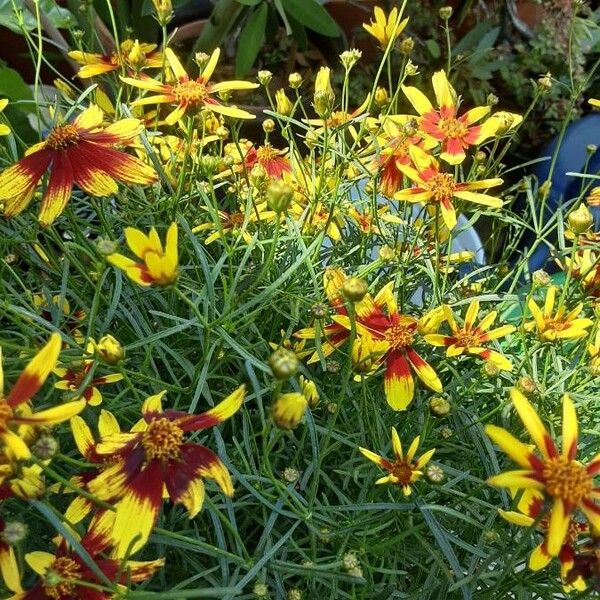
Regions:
[[174, 80, 208, 106], [142, 417, 184, 460], [384, 323, 414, 350], [0, 402, 13, 431], [46, 124, 80, 151], [437, 117, 468, 139], [454, 330, 479, 349], [542, 456, 592, 505], [43, 557, 81, 599], [424, 172, 456, 202], [391, 460, 414, 485]]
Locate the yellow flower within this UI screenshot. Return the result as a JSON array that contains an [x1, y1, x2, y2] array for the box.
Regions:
[[524, 286, 593, 342], [362, 6, 408, 49], [107, 222, 178, 287], [271, 392, 308, 430], [486, 389, 600, 557], [121, 48, 258, 125], [359, 428, 435, 496], [0, 99, 10, 136]]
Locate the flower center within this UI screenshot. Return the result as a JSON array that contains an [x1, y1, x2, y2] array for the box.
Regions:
[[543, 456, 593, 505], [174, 80, 208, 106], [385, 323, 415, 350], [141, 417, 184, 461], [391, 460, 414, 485], [425, 173, 457, 202], [544, 318, 570, 332], [256, 144, 277, 162], [327, 111, 348, 127], [0, 402, 13, 432], [45, 124, 80, 151], [455, 331, 478, 348], [438, 117, 468, 139], [43, 557, 81, 600]]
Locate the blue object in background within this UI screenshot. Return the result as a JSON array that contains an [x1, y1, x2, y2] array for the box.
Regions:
[[528, 114, 600, 271]]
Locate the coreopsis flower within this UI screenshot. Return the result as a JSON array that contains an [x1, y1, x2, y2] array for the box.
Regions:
[[107, 222, 178, 287], [269, 331, 311, 361], [424, 300, 515, 371], [359, 427, 435, 495], [244, 143, 291, 179], [0, 520, 23, 593], [333, 282, 442, 410], [305, 95, 370, 136], [33, 294, 86, 343], [486, 389, 600, 557], [564, 248, 600, 298], [498, 489, 587, 590], [54, 359, 123, 406], [0, 105, 157, 225], [0, 99, 10, 136], [68, 39, 163, 78], [18, 512, 163, 599], [401, 71, 497, 164], [0, 334, 85, 460], [524, 286, 593, 342], [122, 48, 258, 125], [362, 6, 408, 49], [345, 205, 403, 236], [88, 386, 245, 555], [192, 206, 276, 245], [395, 145, 503, 230], [93, 334, 125, 365]]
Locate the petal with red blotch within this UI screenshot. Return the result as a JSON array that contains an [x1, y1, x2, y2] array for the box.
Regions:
[[88, 446, 144, 501], [68, 145, 119, 197], [384, 351, 414, 411], [439, 197, 457, 230], [84, 119, 144, 145], [178, 385, 245, 432], [440, 137, 465, 165], [176, 443, 234, 497], [0, 149, 52, 206], [113, 459, 164, 557], [6, 333, 62, 407], [406, 348, 442, 392], [38, 152, 74, 226]]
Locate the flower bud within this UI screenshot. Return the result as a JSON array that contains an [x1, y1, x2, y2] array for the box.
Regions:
[[440, 426, 453, 439], [532, 269, 550, 287], [32, 434, 59, 459], [1, 521, 28, 545], [266, 180, 294, 213], [313, 67, 334, 117], [347, 566, 363, 578], [269, 348, 299, 380], [426, 464, 445, 483], [342, 277, 368, 302], [486, 93, 499, 106], [300, 375, 319, 408], [517, 375, 537, 395], [272, 392, 307, 429], [253, 582, 269, 598], [482, 530, 500, 543], [311, 302, 327, 318], [97, 238, 119, 256], [326, 360, 340, 374], [326, 401, 338, 413], [568, 204, 593, 234], [127, 40, 145, 70], [379, 245, 396, 262], [439, 6, 453, 19], [587, 144, 597, 155], [429, 396, 451, 417], [399, 37, 414, 54], [257, 70, 273, 86], [537, 72, 552, 91], [288, 72, 303, 89], [340, 49, 362, 70], [152, 0, 173, 25], [374, 86, 388, 107], [343, 552, 360, 571], [194, 52, 210, 70], [262, 118, 275, 134], [404, 60, 418, 77], [216, 125, 229, 141], [474, 151, 486, 163], [287, 589, 302, 600], [282, 467, 300, 483], [276, 89, 294, 116], [96, 334, 124, 365]]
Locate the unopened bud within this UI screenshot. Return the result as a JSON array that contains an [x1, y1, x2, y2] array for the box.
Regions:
[[257, 70, 272, 86], [194, 52, 210, 70], [538, 72, 552, 91], [587, 144, 597, 155], [287, 589, 302, 600], [342, 277, 368, 302], [486, 93, 499, 106], [253, 582, 269, 598], [300, 375, 319, 408], [405, 60, 419, 76], [343, 552, 360, 571], [288, 72, 302, 89], [282, 467, 299, 483], [482, 530, 500, 543], [262, 118, 275, 134], [314, 90, 334, 118], [96, 334, 125, 365], [311, 302, 328, 318], [474, 151, 486, 163], [127, 40, 145, 69], [440, 426, 453, 439], [272, 392, 307, 429], [151, 0, 173, 25], [216, 125, 229, 140], [32, 434, 59, 459], [426, 464, 445, 483], [439, 6, 453, 19], [97, 238, 119, 256], [340, 49, 362, 70], [568, 204, 593, 234], [517, 376, 537, 395], [374, 86, 388, 107], [399, 37, 414, 54], [532, 269, 550, 287], [1, 521, 28, 545], [269, 348, 298, 380], [429, 396, 451, 416], [266, 180, 294, 213], [276, 89, 294, 116]]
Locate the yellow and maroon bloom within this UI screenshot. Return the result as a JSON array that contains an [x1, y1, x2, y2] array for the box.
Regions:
[[486, 389, 600, 558], [0, 105, 157, 225], [362, 6, 408, 49], [395, 146, 503, 230], [425, 299, 515, 371], [401, 71, 496, 164], [88, 386, 245, 556], [0, 520, 23, 594], [498, 489, 588, 590], [54, 360, 123, 407], [244, 143, 291, 179], [524, 286, 593, 342], [107, 222, 178, 287], [122, 48, 258, 125], [69, 39, 164, 78], [359, 427, 435, 496], [0, 334, 85, 460], [192, 206, 276, 245], [18, 511, 163, 600], [33, 294, 86, 344]]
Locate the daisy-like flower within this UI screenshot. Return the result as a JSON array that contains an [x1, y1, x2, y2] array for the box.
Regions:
[[0, 99, 10, 136], [486, 389, 600, 558], [305, 95, 371, 137], [362, 6, 408, 49], [18, 511, 163, 599], [244, 143, 291, 179], [88, 386, 245, 556], [333, 281, 442, 410], [54, 359, 123, 406], [424, 299, 515, 371], [0, 105, 157, 225], [68, 39, 163, 78], [498, 488, 588, 591], [564, 248, 600, 298], [33, 294, 86, 343], [394, 145, 503, 230], [524, 286, 593, 342], [0, 334, 85, 460], [107, 222, 178, 287], [122, 48, 258, 125], [359, 427, 435, 495], [401, 71, 497, 164]]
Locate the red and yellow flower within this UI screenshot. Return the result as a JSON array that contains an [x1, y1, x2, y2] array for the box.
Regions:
[[394, 146, 503, 230], [244, 143, 291, 179], [424, 299, 515, 371], [0, 334, 85, 460], [524, 286, 593, 342], [54, 359, 123, 407], [69, 39, 163, 78], [88, 386, 245, 555], [486, 389, 600, 558], [401, 71, 497, 164], [0, 105, 157, 225], [122, 48, 258, 125], [107, 222, 178, 287], [359, 427, 435, 495]]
